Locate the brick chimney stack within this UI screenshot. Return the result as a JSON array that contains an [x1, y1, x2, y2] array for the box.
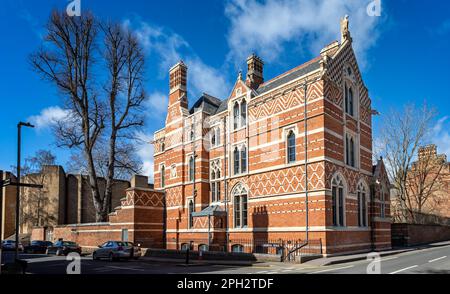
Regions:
[[246, 54, 264, 89], [169, 61, 188, 108]]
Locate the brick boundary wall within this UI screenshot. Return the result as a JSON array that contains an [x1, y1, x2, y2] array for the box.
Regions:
[[31, 179, 165, 251], [392, 223, 450, 247]]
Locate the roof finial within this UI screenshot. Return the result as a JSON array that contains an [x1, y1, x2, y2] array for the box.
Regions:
[[238, 70, 243, 81], [340, 15, 351, 43]]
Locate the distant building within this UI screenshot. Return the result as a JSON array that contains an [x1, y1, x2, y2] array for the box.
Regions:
[[392, 145, 450, 224], [1, 165, 132, 239]]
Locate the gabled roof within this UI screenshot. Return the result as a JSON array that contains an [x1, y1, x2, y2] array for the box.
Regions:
[[256, 57, 322, 95]]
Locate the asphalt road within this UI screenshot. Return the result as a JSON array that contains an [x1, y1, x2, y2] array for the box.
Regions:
[[2, 244, 450, 274]]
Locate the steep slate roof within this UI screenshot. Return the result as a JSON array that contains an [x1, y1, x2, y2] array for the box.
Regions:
[[256, 57, 322, 95], [189, 93, 222, 115]]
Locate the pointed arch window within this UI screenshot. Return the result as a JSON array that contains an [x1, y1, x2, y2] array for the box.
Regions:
[[241, 146, 247, 173], [357, 182, 368, 227], [189, 156, 195, 182], [234, 147, 240, 175], [344, 82, 355, 117], [240, 100, 247, 127], [233, 184, 248, 228], [210, 161, 221, 203], [233, 102, 240, 130], [331, 174, 345, 227], [287, 130, 296, 164], [346, 134, 356, 168]]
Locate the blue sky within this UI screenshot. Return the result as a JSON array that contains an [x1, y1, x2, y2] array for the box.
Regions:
[[1, 0, 449, 179]]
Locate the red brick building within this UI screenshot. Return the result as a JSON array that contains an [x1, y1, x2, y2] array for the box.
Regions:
[[153, 17, 391, 256]]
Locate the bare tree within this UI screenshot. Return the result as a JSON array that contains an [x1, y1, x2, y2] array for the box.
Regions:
[[30, 11, 146, 222], [102, 23, 146, 219], [378, 103, 438, 223]]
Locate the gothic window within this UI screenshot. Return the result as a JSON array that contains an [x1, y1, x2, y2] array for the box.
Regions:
[[346, 134, 356, 168], [344, 82, 355, 117], [331, 174, 346, 226], [233, 184, 248, 228], [233, 102, 240, 130], [160, 165, 165, 188], [234, 147, 240, 175], [188, 199, 194, 229], [189, 156, 195, 182], [161, 142, 165, 152], [287, 130, 296, 164], [357, 182, 368, 227], [210, 127, 221, 148], [241, 100, 247, 127], [210, 161, 221, 203], [241, 146, 247, 173]]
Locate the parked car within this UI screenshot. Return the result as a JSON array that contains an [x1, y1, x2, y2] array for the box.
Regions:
[[46, 240, 82, 256], [93, 241, 142, 261], [24, 241, 54, 254], [1, 240, 24, 252]]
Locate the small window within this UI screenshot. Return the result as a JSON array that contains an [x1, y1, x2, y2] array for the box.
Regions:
[[161, 142, 165, 152], [231, 244, 244, 253], [346, 134, 356, 168], [189, 156, 195, 182], [181, 243, 190, 251], [160, 165, 166, 188], [170, 165, 177, 179], [198, 244, 208, 252], [287, 131, 296, 164], [188, 200, 194, 229], [357, 182, 368, 227]]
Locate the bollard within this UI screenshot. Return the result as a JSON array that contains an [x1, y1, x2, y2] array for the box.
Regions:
[[185, 248, 190, 265]]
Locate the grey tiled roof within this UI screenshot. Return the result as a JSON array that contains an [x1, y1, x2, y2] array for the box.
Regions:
[[189, 93, 222, 115], [192, 205, 226, 217], [256, 59, 321, 95], [193, 58, 322, 116]]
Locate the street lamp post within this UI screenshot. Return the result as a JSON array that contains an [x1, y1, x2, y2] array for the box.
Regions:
[[15, 122, 34, 260]]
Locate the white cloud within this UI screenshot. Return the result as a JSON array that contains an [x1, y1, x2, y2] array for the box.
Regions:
[[431, 116, 450, 158], [225, 0, 382, 67], [146, 91, 169, 116], [124, 19, 231, 99], [28, 106, 70, 130], [135, 131, 154, 182]]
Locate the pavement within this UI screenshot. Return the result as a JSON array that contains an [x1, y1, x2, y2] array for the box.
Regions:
[[304, 240, 450, 266], [1, 242, 450, 274]]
